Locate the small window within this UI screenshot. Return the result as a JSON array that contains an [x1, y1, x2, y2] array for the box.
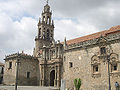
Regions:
[[64, 56, 66, 62], [93, 65, 99, 73], [69, 62, 73, 68], [112, 64, 117, 71], [114, 65, 117, 70], [100, 47, 106, 54], [95, 66, 98, 72], [27, 72, 30, 78], [9, 62, 12, 69], [1, 67, 4, 74]]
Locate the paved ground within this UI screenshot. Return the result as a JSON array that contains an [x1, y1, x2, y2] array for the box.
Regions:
[[0, 86, 59, 90]]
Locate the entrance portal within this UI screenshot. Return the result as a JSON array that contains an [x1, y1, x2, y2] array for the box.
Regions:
[[50, 70, 55, 86]]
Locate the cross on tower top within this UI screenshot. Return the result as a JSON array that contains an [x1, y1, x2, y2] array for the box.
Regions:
[[47, 0, 49, 4]]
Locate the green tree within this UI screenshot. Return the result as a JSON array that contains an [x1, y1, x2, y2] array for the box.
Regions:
[[74, 78, 81, 90]]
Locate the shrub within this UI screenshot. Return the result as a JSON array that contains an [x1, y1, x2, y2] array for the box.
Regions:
[[74, 78, 81, 90]]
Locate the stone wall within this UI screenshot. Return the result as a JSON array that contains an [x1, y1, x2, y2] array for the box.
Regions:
[[18, 58, 39, 86], [3, 59, 17, 85], [63, 40, 120, 90], [3, 54, 39, 86]]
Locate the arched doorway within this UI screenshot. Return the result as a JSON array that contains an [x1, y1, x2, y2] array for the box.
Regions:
[[50, 70, 55, 86]]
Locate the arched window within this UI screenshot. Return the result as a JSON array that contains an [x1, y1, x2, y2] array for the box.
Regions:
[[38, 28, 41, 38], [47, 29, 50, 40], [43, 31, 45, 39], [47, 16, 50, 24], [1, 67, 3, 74], [43, 16, 45, 21]]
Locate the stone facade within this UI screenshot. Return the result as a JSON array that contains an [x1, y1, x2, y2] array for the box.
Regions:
[[63, 31, 120, 90], [3, 2, 120, 90], [3, 52, 39, 86], [33, 3, 63, 87]]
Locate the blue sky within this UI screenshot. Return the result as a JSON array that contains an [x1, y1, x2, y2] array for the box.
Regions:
[[0, 0, 120, 62]]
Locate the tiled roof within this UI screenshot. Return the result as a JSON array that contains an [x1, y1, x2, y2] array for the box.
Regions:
[[66, 25, 120, 45]]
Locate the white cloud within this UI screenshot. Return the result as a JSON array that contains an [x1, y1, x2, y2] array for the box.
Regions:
[[0, 0, 120, 63], [0, 0, 45, 19], [54, 19, 99, 41], [0, 12, 38, 62]]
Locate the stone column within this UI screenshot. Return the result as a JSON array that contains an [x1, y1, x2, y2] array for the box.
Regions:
[[43, 65, 45, 86], [40, 65, 45, 86], [58, 47, 60, 58], [48, 50, 49, 60], [40, 66, 42, 86], [42, 50, 45, 59], [55, 47, 57, 58], [54, 66, 58, 87], [46, 50, 48, 60], [57, 65, 60, 87]]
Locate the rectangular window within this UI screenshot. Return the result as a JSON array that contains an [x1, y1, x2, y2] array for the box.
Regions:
[[112, 64, 117, 71], [93, 65, 99, 73], [9, 62, 12, 69], [27, 72, 30, 78], [114, 65, 117, 70], [69, 62, 73, 68], [1, 67, 4, 74], [100, 47, 106, 54]]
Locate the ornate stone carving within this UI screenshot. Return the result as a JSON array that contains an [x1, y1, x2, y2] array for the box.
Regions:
[[66, 32, 120, 50], [109, 53, 119, 63], [91, 55, 100, 65]]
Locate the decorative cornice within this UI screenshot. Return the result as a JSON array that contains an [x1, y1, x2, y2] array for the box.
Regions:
[[65, 32, 120, 51], [4, 53, 37, 60]]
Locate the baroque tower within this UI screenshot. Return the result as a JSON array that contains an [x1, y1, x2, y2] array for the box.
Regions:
[[34, 3, 54, 57], [34, 2, 63, 87]]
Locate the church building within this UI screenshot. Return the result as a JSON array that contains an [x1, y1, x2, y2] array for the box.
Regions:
[[3, 2, 120, 90]]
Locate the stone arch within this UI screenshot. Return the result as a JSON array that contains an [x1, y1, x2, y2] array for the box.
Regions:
[[110, 53, 119, 62], [50, 70, 55, 86], [43, 16, 45, 21], [47, 16, 50, 24], [91, 55, 99, 65]]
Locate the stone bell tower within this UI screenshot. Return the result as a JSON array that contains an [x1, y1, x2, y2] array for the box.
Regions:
[[34, 3, 54, 57], [33, 1, 63, 88]]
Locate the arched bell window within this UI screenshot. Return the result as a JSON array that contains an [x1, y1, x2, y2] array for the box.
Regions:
[[38, 28, 41, 38], [47, 16, 50, 24], [43, 16, 45, 21], [47, 29, 50, 40], [43, 31, 45, 39]]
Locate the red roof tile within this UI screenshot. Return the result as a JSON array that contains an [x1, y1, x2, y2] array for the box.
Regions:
[[66, 25, 120, 45]]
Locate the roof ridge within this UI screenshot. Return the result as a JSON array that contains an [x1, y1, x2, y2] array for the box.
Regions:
[[66, 25, 120, 45]]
